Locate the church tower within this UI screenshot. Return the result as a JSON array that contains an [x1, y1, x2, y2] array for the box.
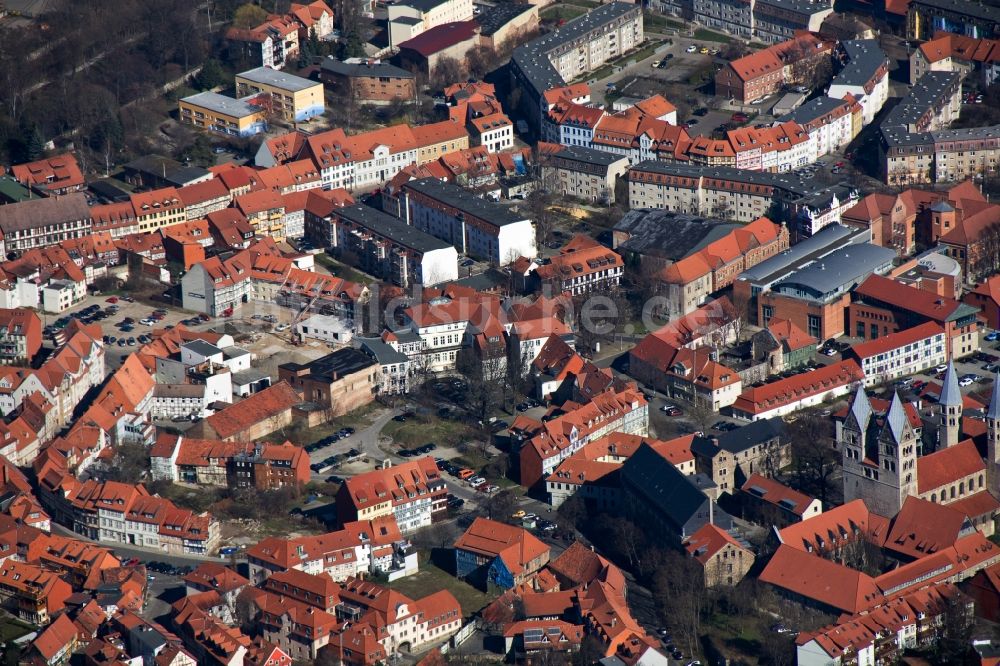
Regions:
[[842, 388, 919, 516], [987, 373, 1000, 493], [939, 360, 962, 448]]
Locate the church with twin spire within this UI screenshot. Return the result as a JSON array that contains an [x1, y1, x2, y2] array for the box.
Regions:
[[841, 361, 1000, 534]]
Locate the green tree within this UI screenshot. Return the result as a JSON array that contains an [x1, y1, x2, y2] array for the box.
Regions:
[[232, 3, 268, 29], [336, 31, 365, 60], [24, 123, 44, 161], [196, 58, 229, 90], [180, 134, 215, 167]]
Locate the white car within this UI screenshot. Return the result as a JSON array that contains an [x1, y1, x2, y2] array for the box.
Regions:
[[469, 477, 486, 487], [140, 318, 155, 326], [275, 323, 290, 332], [935, 364, 948, 373], [959, 377, 974, 387], [686, 45, 697, 53]]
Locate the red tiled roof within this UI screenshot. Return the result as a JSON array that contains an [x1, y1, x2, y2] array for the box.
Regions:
[[760, 544, 883, 613], [854, 274, 971, 323], [883, 495, 968, 559], [684, 524, 748, 564], [916, 439, 985, 495], [767, 318, 817, 352], [204, 381, 302, 440], [454, 517, 550, 575], [850, 321, 944, 359], [398, 21, 479, 56], [741, 473, 817, 517], [11, 153, 85, 192], [776, 499, 889, 554], [732, 360, 864, 416]]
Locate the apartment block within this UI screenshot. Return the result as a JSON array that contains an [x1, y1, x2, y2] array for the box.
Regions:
[[910, 31, 1000, 86], [178, 92, 268, 137], [510, 3, 643, 131], [335, 457, 448, 531], [540, 143, 630, 203], [0, 193, 91, 253], [326, 204, 458, 287], [235, 67, 325, 122], [400, 177, 536, 264], [319, 58, 417, 104]]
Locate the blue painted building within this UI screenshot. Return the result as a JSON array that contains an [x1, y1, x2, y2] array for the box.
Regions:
[[453, 517, 550, 591]]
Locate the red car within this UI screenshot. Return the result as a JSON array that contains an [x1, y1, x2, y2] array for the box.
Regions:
[[105, 296, 119, 304], [731, 112, 748, 123]]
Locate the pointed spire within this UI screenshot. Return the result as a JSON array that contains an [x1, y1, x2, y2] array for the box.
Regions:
[[988, 373, 1000, 422], [885, 391, 907, 444], [849, 383, 871, 431], [939, 360, 962, 408]]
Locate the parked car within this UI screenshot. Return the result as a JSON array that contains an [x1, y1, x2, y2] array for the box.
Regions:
[[987, 331, 1000, 342], [685, 45, 697, 53]]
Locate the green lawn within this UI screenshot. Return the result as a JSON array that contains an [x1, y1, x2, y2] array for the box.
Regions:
[[541, 4, 587, 21], [0, 616, 35, 642], [313, 253, 374, 285], [694, 28, 733, 43], [381, 417, 473, 448], [389, 556, 493, 618], [643, 11, 685, 31]]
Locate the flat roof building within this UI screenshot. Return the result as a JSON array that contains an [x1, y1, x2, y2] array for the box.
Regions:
[[235, 67, 325, 122], [178, 92, 267, 137]]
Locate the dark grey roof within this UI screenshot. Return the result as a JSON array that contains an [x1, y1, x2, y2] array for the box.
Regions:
[[125, 155, 182, 176], [278, 348, 376, 381], [320, 58, 415, 79], [551, 144, 629, 171], [882, 122, 1000, 149], [690, 436, 722, 459], [772, 243, 895, 300], [477, 2, 537, 36], [755, 0, 834, 16], [882, 71, 961, 131], [182, 91, 264, 117], [165, 166, 212, 187], [790, 184, 858, 213], [831, 40, 887, 89], [182, 339, 223, 357], [777, 96, 853, 125], [404, 178, 528, 227], [88, 179, 131, 203], [390, 328, 422, 344], [738, 223, 866, 287], [620, 443, 733, 536], [334, 203, 452, 253], [909, 0, 1000, 22], [511, 3, 640, 96], [223, 346, 250, 359], [614, 209, 738, 260], [232, 368, 271, 385], [716, 417, 784, 454], [237, 67, 319, 92], [355, 336, 410, 365], [939, 360, 961, 407], [884, 392, 908, 443], [988, 373, 1000, 422], [0, 192, 91, 234], [849, 384, 872, 430], [396, 0, 451, 11], [450, 268, 508, 291]]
